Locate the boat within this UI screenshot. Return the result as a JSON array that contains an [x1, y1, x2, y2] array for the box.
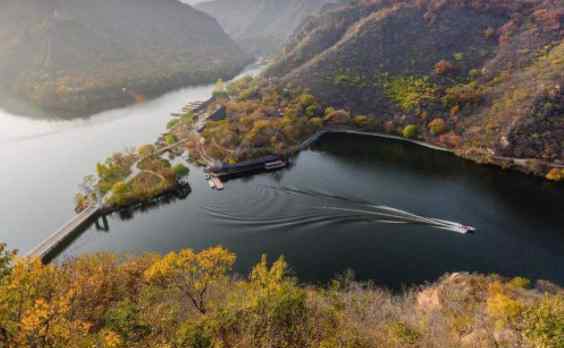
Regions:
[[431, 218, 476, 234], [265, 160, 287, 170], [208, 155, 282, 177]]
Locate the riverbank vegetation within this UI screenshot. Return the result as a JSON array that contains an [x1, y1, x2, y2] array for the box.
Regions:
[[255, 0, 564, 179], [188, 74, 466, 165], [75, 144, 190, 212], [0, 244, 562, 348]]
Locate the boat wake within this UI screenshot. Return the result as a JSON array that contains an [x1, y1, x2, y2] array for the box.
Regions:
[[319, 206, 475, 234], [204, 185, 475, 235]]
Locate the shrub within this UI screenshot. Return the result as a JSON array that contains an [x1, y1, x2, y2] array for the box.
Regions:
[[523, 295, 564, 348], [244, 256, 309, 348], [105, 300, 149, 341], [212, 79, 228, 99], [0, 243, 14, 281], [483, 27, 496, 39], [324, 109, 351, 125], [305, 104, 321, 118], [402, 124, 418, 138], [181, 111, 194, 123], [453, 52, 465, 61], [469, 69, 482, 79], [487, 281, 524, 325], [382, 76, 438, 112], [388, 322, 420, 345], [137, 144, 156, 158], [546, 168, 564, 181], [353, 115, 369, 128], [309, 117, 323, 129], [164, 134, 178, 145], [176, 321, 212, 348], [508, 277, 530, 289], [428, 118, 447, 136], [435, 60, 455, 75], [166, 118, 179, 130], [173, 164, 190, 177], [298, 94, 316, 107], [443, 83, 483, 108]]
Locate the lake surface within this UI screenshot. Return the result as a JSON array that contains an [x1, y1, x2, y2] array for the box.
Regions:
[[1, 66, 563, 289]]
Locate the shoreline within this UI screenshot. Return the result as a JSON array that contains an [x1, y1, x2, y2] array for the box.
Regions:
[[295, 128, 564, 179], [1, 65, 253, 120], [298, 128, 454, 153]]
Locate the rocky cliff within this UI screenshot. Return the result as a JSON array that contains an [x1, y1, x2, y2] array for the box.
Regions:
[[0, 0, 252, 117]]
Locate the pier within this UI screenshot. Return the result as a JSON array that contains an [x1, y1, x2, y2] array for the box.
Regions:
[[26, 205, 100, 262]]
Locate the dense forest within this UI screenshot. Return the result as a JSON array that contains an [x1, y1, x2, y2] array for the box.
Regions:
[[0, 243, 562, 348]]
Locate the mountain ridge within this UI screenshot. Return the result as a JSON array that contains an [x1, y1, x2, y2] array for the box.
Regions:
[[196, 0, 336, 55], [262, 0, 564, 176], [0, 0, 252, 117]]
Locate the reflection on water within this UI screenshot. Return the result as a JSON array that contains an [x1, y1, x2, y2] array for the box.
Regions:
[[1, 66, 563, 289], [50, 133, 564, 289], [113, 183, 192, 221], [0, 64, 264, 252]]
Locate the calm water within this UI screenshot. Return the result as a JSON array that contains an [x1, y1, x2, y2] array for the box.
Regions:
[[1, 67, 563, 289]]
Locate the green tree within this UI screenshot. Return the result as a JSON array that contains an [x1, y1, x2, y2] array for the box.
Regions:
[[173, 164, 190, 177], [402, 125, 418, 139], [213, 79, 228, 99], [0, 243, 15, 282], [164, 134, 178, 145], [428, 118, 447, 136]]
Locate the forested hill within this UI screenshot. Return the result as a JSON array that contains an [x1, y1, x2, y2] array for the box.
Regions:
[[196, 0, 337, 55], [263, 0, 564, 176], [0, 0, 251, 117], [0, 244, 562, 347]]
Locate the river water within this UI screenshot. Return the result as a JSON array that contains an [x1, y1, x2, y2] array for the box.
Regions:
[[1, 65, 563, 289]]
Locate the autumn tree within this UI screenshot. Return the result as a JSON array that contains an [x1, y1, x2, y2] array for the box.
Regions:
[[428, 118, 447, 136], [144, 247, 236, 314], [137, 144, 156, 158], [243, 255, 308, 348], [213, 79, 228, 99], [0, 243, 14, 281]]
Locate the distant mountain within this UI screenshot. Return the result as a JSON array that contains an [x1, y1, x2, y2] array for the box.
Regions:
[[0, 0, 252, 117], [196, 0, 336, 55]]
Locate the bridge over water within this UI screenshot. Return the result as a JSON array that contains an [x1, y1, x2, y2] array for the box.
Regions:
[[26, 205, 101, 262]]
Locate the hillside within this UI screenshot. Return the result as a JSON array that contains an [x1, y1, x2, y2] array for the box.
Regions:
[[262, 0, 564, 176], [0, 0, 252, 117], [0, 244, 562, 348], [186, 0, 563, 179], [196, 0, 336, 55]]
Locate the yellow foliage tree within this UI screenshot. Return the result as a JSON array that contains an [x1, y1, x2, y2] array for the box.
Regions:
[[144, 247, 236, 314]]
